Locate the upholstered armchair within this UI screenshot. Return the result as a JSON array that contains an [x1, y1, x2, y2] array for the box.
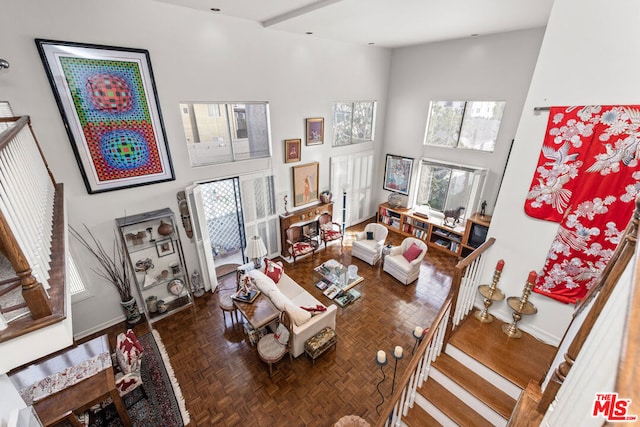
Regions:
[[285, 226, 317, 263], [352, 223, 388, 265], [318, 213, 343, 249], [383, 237, 428, 285]]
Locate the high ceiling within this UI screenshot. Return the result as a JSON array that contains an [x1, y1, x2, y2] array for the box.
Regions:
[[154, 0, 554, 48]]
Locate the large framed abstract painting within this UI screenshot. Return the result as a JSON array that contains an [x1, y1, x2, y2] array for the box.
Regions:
[[35, 39, 174, 194]]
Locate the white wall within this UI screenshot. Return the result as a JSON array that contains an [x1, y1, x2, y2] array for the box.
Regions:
[[0, 374, 26, 427], [381, 28, 546, 213], [0, 0, 391, 338], [486, 0, 640, 344]]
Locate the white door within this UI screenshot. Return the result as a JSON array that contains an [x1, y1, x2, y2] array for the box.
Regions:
[[330, 150, 375, 228], [185, 184, 218, 292], [239, 172, 280, 258]]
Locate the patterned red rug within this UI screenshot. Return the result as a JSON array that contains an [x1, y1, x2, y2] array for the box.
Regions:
[[89, 330, 189, 427]]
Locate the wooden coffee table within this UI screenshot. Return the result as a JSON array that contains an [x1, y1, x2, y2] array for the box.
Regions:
[[233, 292, 280, 330]]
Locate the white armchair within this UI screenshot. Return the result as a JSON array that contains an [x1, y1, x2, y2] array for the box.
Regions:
[[352, 223, 388, 265], [383, 237, 428, 285]]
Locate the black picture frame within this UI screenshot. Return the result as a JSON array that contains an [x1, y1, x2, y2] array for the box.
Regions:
[[155, 239, 175, 257], [35, 39, 175, 194], [383, 154, 414, 195]]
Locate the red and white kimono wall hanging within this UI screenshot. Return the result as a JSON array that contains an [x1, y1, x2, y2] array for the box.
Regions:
[[525, 105, 640, 304]]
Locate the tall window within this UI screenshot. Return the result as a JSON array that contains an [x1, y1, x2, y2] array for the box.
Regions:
[[179, 102, 271, 166], [424, 101, 505, 152], [332, 101, 376, 146], [415, 159, 488, 218]]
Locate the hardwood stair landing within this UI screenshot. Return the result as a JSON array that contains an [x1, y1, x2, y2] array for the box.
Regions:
[[448, 315, 557, 389]]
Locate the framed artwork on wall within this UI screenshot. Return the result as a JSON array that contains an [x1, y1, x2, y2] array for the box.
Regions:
[[35, 39, 175, 194], [383, 154, 414, 196], [306, 117, 324, 145], [292, 162, 319, 206], [284, 138, 301, 163]]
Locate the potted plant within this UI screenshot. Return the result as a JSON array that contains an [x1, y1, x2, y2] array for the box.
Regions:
[[70, 225, 141, 324]]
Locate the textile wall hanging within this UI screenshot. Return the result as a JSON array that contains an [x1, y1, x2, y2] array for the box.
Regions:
[[525, 105, 640, 304]]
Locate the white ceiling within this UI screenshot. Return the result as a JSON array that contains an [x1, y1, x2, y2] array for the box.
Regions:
[[154, 0, 554, 48]]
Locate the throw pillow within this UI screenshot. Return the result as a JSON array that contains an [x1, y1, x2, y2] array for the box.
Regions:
[[284, 301, 312, 326], [248, 270, 278, 294], [273, 323, 290, 345], [366, 231, 374, 240], [264, 258, 284, 283], [403, 242, 423, 262]]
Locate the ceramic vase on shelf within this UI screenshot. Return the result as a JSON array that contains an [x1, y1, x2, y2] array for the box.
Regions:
[[121, 297, 141, 324], [157, 220, 174, 236]]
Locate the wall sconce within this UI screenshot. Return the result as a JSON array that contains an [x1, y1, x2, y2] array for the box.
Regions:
[[0, 59, 9, 70]]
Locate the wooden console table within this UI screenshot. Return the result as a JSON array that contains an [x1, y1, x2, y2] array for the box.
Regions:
[[9, 335, 131, 427], [279, 202, 332, 257]]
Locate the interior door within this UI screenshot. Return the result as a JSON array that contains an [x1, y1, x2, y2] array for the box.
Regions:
[[330, 150, 375, 227], [185, 184, 218, 292]]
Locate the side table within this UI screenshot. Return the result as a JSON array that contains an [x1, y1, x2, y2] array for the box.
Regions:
[[381, 244, 393, 265]]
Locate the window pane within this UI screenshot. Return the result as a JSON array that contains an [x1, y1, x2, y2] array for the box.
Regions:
[[425, 101, 465, 147], [416, 164, 450, 211], [443, 169, 473, 216], [333, 102, 353, 146], [352, 102, 375, 143], [180, 102, 271, 166], [459, 101, 505, 152]]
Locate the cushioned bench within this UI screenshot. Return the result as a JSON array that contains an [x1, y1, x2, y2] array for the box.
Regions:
[[304, 327, 337, 364]]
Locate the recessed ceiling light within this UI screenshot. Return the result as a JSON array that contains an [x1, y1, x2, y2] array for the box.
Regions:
[[306, 31, 313, 35], [368, 42, 375, 46], [470, 33, 479, 37], [210, 8, 221, 12]]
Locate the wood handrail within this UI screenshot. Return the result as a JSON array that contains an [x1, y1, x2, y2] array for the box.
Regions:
[[455, 237, 496, 270], [0, 116, 29, 151], [616, 228, 640, 417], [374, 293, 454, 427]]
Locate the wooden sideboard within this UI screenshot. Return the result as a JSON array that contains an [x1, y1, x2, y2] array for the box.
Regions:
[[279, 202, 333, 257]]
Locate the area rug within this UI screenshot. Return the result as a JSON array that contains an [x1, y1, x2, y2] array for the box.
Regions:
[[89, 330, 190, 427]]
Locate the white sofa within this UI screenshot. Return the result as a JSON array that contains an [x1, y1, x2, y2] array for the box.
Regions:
[[247, 267, 337, 358], [352, 223, 388, 265], [383, 237, 428, 285]]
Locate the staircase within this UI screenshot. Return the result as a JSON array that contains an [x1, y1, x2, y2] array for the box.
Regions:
[[403, 316, 556, 426]]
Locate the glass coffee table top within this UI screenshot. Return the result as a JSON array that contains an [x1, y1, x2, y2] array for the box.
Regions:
[[313, 259, 363, 299]]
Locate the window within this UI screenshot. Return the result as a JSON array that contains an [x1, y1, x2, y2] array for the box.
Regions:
[[424, 101, 505, 152], [332, 101, 376, 146], [179, 102, 271, 166], [415, 159, 488, 219]]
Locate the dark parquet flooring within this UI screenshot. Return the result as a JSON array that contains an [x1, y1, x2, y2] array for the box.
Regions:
[[152, 221, 457, 426]]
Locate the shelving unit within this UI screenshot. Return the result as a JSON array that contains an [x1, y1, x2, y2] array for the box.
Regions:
[[116, 208, 193, 323], [377, 203, 491, 258]]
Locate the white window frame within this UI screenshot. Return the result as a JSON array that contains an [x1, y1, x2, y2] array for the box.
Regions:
[[332, 101, 377, 146]]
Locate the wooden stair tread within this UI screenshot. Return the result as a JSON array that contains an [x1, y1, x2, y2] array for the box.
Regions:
[[420, 377, 494, 427], [432, 352, 516, 419], [448, 316, 556, 389], [403, 403, 442, 427]]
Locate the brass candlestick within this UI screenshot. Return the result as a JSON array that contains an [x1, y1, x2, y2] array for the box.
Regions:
[[503, 271, 538, 338], [475, 260, 505, 323]]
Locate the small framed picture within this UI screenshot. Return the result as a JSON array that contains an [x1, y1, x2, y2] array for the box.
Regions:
[[306, 118, 324, 146], [155, 239, 175, 257], [285, 139, 301, 163]]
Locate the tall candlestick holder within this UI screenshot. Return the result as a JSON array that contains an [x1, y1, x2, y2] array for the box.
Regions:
[[502, 271, 538, 338], [475, 260, 505, 323]]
